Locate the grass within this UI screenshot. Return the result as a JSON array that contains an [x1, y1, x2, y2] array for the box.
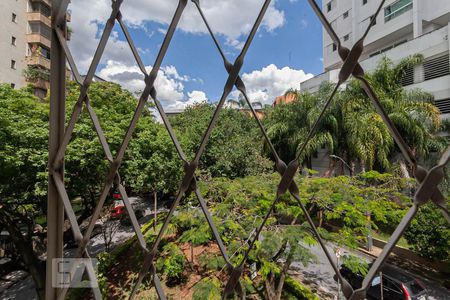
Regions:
[[373, 231, 410, 248]]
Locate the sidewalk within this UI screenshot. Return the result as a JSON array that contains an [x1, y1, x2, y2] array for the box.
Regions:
[[357, 244, 449, 286]]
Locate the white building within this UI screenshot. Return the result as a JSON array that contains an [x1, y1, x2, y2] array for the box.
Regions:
[[301, 0, 450, 118]]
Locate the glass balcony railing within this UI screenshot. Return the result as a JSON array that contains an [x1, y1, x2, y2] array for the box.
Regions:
[[384, 0, 412, 22]]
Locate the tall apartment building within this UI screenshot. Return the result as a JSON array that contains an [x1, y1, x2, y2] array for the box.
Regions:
[[301, 0, 450, 119], [0, 0, 70, 98]]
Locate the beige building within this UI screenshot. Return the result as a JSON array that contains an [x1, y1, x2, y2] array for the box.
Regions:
[[0, 0, 70, 98]]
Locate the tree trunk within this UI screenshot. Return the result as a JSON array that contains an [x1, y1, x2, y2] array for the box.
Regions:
[[338, 161, 345, 175], [318, 210, 323, 228], [399, 158, 413, 197], [323, 159, 336, 177], [306, 156, 312, 169], [153, 190, 157, 231], [0, 210, 45, 300], [398, 159, 411, 178], [350, 161, 356, 176], [265, 272, 276, 300], [275, 258, 291, 300]]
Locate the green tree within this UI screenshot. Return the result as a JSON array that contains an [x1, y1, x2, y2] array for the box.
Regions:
[[64, 81, 181, 220], [171, 103, 272, 178], [264, 86, 336, 165], [257, 226, 317, 300], [264, 55, 446, 176], [340, 54, 445, 175], [0, 84, 48, 299], [404, 203, 450, 261], [0, 82, 181, 298]]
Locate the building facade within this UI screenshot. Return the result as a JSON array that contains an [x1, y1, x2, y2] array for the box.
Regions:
[[301, 0, 450, 118], [0, 0, 70, 98]]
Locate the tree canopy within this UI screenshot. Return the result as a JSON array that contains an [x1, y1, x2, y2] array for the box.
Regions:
[[264, 55, 447, 175], [171, 103, 272, 179]]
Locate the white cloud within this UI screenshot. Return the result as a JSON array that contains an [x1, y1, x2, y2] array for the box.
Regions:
[[187, 90, 207, 102], [163, 65, 189, 82], [232, 64, 313, 105], [66, 1, 292, 110], [300, 19, 308, 29], [96, 61, 208, 111], [165, 90, 208, 110], [120, 0, 285, 40], [98, 60, 194, 107], [68, 0, 286, 72], [157, 27, 168, 35]]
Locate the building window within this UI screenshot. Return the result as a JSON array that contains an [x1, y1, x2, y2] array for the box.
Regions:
[[11, 36, 16, 46], [362, 0, 368, 5], [343, 34, 349, 41], [370, 15, 377, 25], [11, 60, 16, 69], [327, 2, 332, 12], [12, 13, 17, 23], [29, 21, 52, 39], [11, 83, 16, 89], [434, 98, 450, 114], [343, 11, 349, 19], [30, 2, 51, 17], [40, 46, 51, 59], [384, 0, 412, 22], [332, 43, 337, 51]]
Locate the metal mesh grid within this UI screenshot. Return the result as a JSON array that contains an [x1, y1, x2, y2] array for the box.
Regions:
[[47, 0, 450, 299]]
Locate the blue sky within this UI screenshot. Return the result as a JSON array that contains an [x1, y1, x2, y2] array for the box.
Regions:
[[69, 0, 324, 109]]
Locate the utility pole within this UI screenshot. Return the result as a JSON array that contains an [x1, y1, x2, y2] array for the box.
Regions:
[[335, 248, 343, 300], [366, 211, 373, 251], [380, 272, 384, 300]]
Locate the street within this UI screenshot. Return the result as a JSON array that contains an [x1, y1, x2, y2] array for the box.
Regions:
[[291, 243, 450, 300]]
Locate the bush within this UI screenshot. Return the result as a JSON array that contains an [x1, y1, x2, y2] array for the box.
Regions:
[[156, 243, 186, 283], [192, 276, 221, 300], [284, 276, 320, 300], [404, 204, 450, 261]]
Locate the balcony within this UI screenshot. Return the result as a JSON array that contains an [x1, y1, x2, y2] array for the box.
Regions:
[[30, 0, 51, 7], [33, 78, 50, 90], [26, 55, 50, 70], [26, 33, 51, 49], [27, 12, 51, 27]]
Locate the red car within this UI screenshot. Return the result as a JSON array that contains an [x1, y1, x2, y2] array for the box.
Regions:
[[110, 205, 126, 218]]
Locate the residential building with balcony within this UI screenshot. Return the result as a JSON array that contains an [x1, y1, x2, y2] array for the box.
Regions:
[[0, 0, 70, 98], [301, 0, 450, 119]]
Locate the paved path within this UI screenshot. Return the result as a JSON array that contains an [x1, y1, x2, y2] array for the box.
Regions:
[[291, 243, 450, 300]]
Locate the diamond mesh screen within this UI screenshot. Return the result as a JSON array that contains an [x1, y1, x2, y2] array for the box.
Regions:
[[47, 0, 449, 299]]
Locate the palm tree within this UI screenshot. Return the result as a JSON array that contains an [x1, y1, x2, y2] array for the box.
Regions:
[[342, 54, 445, 176], [265, 54, 446, 177], [264, 85, 336, 166]]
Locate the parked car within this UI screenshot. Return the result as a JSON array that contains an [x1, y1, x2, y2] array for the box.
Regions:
[[338, 263, 428, 300], [110, 205, 126, 219]]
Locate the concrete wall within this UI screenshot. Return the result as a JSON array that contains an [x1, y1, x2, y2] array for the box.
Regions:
[[0, 0, 28, 88], [300, 69, 340, 93]]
